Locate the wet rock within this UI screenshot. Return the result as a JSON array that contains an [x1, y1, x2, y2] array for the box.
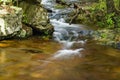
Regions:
[[92, 29, 120, 49], [20, 48, 43, 54], [19, 1, 54, 38], [15, 24, 33, 38], [116, 43, 120, 49]]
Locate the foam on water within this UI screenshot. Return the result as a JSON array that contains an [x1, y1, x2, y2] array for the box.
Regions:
[[41, 0, 53, 5], [50, 19, 81, 28], [53, 48, 84, 60], [60, 41, 75, 49], [41, 0, 87, 60], [51, 18, 87, 59]]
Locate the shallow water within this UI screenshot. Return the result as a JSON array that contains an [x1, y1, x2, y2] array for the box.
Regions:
[[0, 0, 120, 79], [0, 37, 120, 80]]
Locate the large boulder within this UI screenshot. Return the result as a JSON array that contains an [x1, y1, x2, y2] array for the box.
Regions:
[[0, 6, 22, 40], [19, 0, 53, 38], [0, 6, 33, 40]]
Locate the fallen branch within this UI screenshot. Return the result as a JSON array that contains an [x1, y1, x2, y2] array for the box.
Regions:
[[69, 3, 81, 24]]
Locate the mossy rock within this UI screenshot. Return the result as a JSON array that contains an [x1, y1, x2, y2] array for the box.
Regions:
[[92, 29, 120, 49]]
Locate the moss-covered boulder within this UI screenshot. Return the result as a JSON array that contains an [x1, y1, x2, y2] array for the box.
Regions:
[[19, 0, 53, 38], [0, 5, 33, 40], [92, 29, 120, 49]]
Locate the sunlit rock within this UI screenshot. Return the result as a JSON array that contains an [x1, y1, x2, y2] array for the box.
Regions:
[[0, 6, 22, 40]]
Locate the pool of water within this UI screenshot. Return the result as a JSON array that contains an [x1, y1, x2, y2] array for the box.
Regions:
[[0, 37, 120, 80], [0, 0, 120, 79]]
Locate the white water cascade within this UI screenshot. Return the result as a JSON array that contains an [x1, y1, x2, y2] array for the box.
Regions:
[[41, 0, 89, 60]]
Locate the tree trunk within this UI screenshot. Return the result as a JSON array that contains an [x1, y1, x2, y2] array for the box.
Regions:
[[119, 0, 120, 10], [106, 0, 116, 13]]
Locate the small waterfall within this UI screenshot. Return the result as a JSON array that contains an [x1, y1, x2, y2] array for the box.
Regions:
[[53, 48, 84, 60], [41, 0, 87, 60]]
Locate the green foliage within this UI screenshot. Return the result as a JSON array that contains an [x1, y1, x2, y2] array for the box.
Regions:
[[114, 0, 120, 10], [82, 0, 120, 29], [96, 0, 120, 28], [105, 13, 115, 28], [22, 13, 28, 23], [98, 0, 106, 11], [100, 32, 107, 38], [41, 30, 52, 40], [96, 13, 115, 28], [96, 12, 120, 29], [97, 22, 105, 27], [89, 1, 115, 28], [44, 30, 49, 35], [113, 16, 120, 28]]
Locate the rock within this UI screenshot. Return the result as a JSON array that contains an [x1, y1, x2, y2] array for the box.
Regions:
[[19, 0, 54, 38], [116, 43, 120, 49], [0, 6, 22, 40], [92, 29, 120, 49], [15, 24, 33, 38]]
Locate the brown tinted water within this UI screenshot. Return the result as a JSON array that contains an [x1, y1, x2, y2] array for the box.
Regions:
[[0, 37, 120, 80]]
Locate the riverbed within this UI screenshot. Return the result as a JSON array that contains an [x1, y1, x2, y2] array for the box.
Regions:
[[0, 37, 120, 80], [0, 0, 120, 80]]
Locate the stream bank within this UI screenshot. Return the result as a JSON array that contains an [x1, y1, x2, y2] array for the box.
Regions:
[[0, 0, 53, 40], [0, 0, 120, 49], [0, 0, 120, 80], [56, 0, 120, 49]]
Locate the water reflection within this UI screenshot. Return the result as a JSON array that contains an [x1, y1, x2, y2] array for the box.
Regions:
[[0, 37, 120, 80], [0, 50, 6, 64]]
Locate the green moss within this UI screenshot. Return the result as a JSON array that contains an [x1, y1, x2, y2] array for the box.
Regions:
[[22, 13, 29, 23], [54, 4, 66, 9]]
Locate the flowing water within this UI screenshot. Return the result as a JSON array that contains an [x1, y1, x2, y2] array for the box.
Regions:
[[0, 0, 120, 80]]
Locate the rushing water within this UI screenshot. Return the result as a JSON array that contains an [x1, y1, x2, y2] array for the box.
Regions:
[[0, 0, 120, 80], [41, 0, 92, 60]]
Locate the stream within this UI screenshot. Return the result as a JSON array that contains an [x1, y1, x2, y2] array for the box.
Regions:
[[0, 0, 120, 80], [42, 0, 90, 60]]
